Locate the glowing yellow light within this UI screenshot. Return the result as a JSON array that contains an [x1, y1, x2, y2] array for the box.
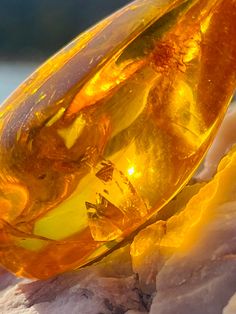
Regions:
[[128, 166, 135, 176]]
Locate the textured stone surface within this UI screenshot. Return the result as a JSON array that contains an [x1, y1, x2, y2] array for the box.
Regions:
[[1, 274, 142, 314], [197, 104, 236, 181], [150, 201, 236, 314], [223, 293, 236, 314]]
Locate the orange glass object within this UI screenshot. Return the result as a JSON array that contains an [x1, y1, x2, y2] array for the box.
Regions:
[[0, 0, 235, 279]]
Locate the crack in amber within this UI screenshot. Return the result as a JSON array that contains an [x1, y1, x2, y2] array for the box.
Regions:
[[0, 0, 235, 278]]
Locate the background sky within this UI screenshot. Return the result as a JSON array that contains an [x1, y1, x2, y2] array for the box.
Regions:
[[0, 0, 132, 61], [0, 0, 132, 102]]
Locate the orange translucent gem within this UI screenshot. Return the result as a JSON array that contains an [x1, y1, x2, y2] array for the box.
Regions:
[[0, 0, 235, 279]]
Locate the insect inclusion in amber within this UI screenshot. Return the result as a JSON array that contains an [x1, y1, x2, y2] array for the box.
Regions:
[[0, 0, 236, 279]]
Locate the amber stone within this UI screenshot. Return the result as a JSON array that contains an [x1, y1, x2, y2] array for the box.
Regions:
[[0, 0, 235, 279]]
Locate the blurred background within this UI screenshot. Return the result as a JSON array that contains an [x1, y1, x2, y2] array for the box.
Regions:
[[0, 0, 131, 103]]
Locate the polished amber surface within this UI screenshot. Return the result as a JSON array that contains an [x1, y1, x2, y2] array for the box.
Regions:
[[0, 0, 235, 279]]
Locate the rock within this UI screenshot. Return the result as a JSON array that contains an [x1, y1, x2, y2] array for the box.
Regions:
[[223, 292, 236, 314], [0, 245, 147, 314], [0, 269, 23, 298], [131, 221, 168, 295], [150, 201, 236, 314], [197, 102, 236, 181], [0, 271, 145, 314], [125, 311, 148, 314]]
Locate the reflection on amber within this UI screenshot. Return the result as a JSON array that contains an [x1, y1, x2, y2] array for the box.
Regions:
[[0, 0, 235, 279]]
